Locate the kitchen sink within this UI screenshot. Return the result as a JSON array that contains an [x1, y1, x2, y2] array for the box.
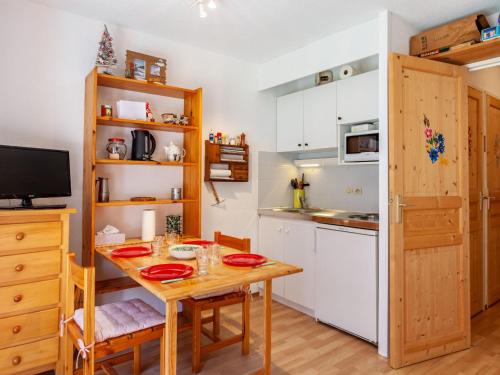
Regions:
[[272, 207, 323, 214]]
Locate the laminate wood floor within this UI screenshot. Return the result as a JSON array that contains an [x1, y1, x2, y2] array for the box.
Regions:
[[111, 297, 500, 375]]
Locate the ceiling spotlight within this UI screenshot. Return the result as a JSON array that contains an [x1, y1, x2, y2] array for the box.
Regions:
[[207, 0, 216, 9], [198, 2, 207, 18]]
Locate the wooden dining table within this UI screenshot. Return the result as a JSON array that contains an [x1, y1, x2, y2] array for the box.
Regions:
[[96, 239, 302, 375]]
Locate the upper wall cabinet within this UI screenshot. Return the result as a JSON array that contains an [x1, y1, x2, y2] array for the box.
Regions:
[[276, 69, 378, 152], [336, 70, 378, 125], [277, 91, 304, 152], [277, 82, 337, 152], [303, 83, 337, 150]]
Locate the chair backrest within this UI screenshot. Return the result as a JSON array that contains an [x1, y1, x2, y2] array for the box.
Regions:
[[65, 253, 95, 373], [214, 231, 251, 253]]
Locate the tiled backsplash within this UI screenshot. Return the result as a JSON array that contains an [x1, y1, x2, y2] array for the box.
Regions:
[[258, 151, 379, 212]]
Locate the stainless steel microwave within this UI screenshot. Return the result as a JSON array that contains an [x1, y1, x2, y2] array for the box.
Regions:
[[344, 130, 379, 162]]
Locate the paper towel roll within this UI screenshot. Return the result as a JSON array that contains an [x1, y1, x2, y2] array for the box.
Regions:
[[339, 65, 354, 79], [210, 169, 232, 177], [142, 209, 156, 242]]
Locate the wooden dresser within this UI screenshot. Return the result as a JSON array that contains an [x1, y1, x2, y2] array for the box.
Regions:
[[0, 209, 75, 375]]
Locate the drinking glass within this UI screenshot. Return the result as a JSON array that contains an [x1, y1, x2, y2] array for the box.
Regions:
[[209, 243, 221, 265], [196, 246, 209, 276], [165, 231, 180, 246], [151, 236, 163, 257]]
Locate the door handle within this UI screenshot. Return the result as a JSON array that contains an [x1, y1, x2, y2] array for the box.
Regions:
[[485, 195, 496, 210], [394, 194, 413, 224]]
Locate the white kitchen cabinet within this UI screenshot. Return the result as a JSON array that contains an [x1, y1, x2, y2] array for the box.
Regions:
[[277, 91, 304, 152], [283, 219, 315, 310], [258, 216, 315, 310], [336, 70, 379, 125], [303, 83, 337, 150], [258, 216, 285, 297]]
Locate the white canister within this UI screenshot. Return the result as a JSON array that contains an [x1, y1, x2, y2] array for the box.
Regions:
[[141, 209, 156, 242]]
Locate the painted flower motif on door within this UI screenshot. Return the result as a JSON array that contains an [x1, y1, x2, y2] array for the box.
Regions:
[[424, 114, 448, 165]]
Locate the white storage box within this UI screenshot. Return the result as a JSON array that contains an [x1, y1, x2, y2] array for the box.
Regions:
[[116, 100, 147, 120], [95, 232, 126, 246]]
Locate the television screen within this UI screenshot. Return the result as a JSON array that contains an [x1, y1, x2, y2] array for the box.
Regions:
[[0, 145, 71, 200]]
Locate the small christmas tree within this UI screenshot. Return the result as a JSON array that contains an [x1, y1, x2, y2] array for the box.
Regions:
[[95, 25, 117, 73]]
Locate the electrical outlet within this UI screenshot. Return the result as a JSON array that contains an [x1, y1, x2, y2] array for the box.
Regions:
[[345, 187, 353, 194], [345, 187, 363, 195], [354, 187, 363, 195]]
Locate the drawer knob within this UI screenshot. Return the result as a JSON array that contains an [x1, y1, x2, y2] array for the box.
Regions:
[[13, 294, 23, 303], [15, 232, 25, 241], [12, 325, 21, 334], [15, 264, 24, 272], [12, 356, 21, 366]]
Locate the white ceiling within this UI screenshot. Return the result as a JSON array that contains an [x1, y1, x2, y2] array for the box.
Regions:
[[30, 0, 498, 63]]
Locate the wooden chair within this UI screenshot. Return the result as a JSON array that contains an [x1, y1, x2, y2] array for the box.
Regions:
[[181, 232, 251, 373], [63, 253, 165, 375]]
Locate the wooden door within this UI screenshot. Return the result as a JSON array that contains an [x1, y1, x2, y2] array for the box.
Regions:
[[486, 94, 500, 306], [468, 87, 484, 316], [303, 83, 337, 150], [389, 53, 470, 368], [276, 92, 304, 152]]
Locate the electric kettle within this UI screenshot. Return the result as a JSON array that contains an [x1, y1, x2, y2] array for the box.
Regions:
[[131, 130, 156, 160]]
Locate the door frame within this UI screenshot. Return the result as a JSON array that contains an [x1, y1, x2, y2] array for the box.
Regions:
[[388, 53, 470, 368]]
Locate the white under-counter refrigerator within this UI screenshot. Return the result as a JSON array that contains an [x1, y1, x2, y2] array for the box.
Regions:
[[315, 224, 378, 344]]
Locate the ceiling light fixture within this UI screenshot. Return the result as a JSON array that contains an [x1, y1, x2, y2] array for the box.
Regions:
[[195, 0, 216, 18], [198, 1, 207, 18]]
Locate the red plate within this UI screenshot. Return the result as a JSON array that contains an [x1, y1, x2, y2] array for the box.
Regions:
[[223, 254, 267, 267], [184, 240, 215, 246], [111, 246, 152, 258], [140, 264, 194, 281]]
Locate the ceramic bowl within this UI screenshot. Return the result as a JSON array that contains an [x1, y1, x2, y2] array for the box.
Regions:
[[168, 244, 201, 260]]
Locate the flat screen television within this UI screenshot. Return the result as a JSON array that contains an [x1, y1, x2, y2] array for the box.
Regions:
[[0, 145, 71, 209]]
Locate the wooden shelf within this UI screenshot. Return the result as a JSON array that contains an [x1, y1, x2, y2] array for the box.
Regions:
[[427, 38, 500, 65], [96, 199, 197, 207], [97, 117, 197, 133], [97, 73, 197, 99], [95, 159, 197, 166]]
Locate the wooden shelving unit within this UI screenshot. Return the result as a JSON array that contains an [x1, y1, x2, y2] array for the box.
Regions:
[[96, 116, 197, 133], [95, 159, 197, 166], [83, 68, 202, 267], [426, 38, 500, 65], [95, 199, 196, 207]]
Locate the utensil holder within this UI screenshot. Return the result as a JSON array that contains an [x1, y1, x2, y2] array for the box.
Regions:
[[293, 189, 305, 209]]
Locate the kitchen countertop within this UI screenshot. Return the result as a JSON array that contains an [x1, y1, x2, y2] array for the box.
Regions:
[[258, 207, 379, 231]]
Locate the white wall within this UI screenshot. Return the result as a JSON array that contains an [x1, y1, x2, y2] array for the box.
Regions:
[[258, 19, 379, 90], [0, 0, 275, 310], [468, 67, 500, 98]]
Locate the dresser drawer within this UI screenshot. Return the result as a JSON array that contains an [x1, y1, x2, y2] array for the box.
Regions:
[[0, 279, 59, 316], [0, 222, 62, 253], [0, 308, 59, 349], [0, 336, 58, 374], [0, 250, 61, 285]]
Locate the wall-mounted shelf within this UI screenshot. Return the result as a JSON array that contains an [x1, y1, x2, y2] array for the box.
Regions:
[[95, 199, 197, 207], [95, 159, 197, 166], [204, 141, 249, 182], [96, 116, 197, 133], [426, 38, 500, 65]]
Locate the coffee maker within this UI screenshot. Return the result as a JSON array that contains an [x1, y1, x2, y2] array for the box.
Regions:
[[131, 130, 156, 161]]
